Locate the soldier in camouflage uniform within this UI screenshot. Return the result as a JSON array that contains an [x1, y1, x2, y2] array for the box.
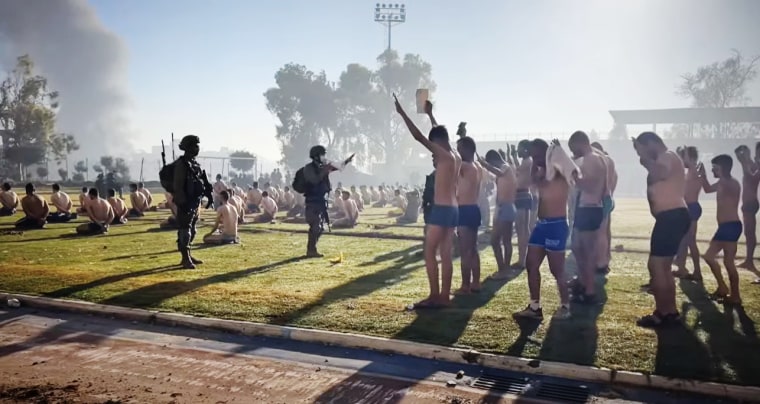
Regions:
[[173, 135, 207, 269]]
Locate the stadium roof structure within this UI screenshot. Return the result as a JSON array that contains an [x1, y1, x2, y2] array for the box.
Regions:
[[609, 107, 760, 125]]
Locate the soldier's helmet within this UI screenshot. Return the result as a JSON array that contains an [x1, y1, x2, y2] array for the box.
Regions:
[[179, 135, 200, 151]]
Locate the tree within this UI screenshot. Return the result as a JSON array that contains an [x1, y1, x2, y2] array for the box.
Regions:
[[0, 55, 78, 179], [58, 168, 68, 182], [677, 49, 759, 138], [229, 150, 256, 173], [72, 173, 84, 183], [36, 166, 48, 180], [100, 156, 114, 172], [264, 64, 339, 170], [264, 50, 436, 172], [113, 157, 130, 180], [74, 160, 88, 176], [92, 164, 103, 174]]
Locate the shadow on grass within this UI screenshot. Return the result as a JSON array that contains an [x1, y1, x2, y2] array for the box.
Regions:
[[672, 279, 760, 385], [392, 270, 520, 347], [358, 244, 424, 267], [44, 265, 181, 299], [100, 257, 307, 308], [537, 275, 607, 366], [272, 253, 424, 326], [101, 250, 178, 262]]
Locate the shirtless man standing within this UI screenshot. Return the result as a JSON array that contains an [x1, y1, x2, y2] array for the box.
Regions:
[[591, 142, 617, 273], [633, 132, 690, 328], [16, 183, 49, 229], [479, 149, 517, 278], [699, 155, 743, 305], [47, 183, 76, 223], [0, 182, 19, 216], [396, 96, 460, 308], [735, 145, 760, 272], [513, 140, 534, 269], [568, 131, 607, 303], [454, 136, 483, 295], [76, 188, 115, 235], [514, 139, 572, 321], [673, 146, 703, 282], [107, 189, 129, 224]]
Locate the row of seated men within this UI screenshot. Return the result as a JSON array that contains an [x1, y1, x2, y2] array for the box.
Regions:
[[2, 182, 130, 235], [330, 185, 422, 226]]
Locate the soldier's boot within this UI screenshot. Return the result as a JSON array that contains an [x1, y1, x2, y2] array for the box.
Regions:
[[177, 231, 196, 269], [189, 252, 204, 265], [306, 231, 323, 258]]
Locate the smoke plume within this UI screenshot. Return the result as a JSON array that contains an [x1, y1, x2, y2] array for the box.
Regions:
[[0, 0, 133, 158]]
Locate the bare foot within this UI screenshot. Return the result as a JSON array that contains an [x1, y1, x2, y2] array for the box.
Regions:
[[452, 287, 471, 296], [412, 297, 439, 309]]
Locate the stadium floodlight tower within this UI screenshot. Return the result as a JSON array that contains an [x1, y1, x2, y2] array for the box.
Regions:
[[374, 3, 406, 51]]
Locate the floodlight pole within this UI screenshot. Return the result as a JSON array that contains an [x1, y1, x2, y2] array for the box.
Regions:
[[374, 3, 406, 51]]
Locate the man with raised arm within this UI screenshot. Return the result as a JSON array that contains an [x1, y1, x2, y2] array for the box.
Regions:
[[513, 139, 572, 321], [673, 146, 703, 282], [453, 135, 483, 295], [479, 149, 517, 279], [633, 132, 690, 328], [568, 131, 608, 304], [395, 97, 460, 308], [735, 144, 760, 272], [699, 155, 743, 305], [513, 140, 533, 269]]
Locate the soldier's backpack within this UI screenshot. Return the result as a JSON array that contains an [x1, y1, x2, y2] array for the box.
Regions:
[[159, 161, 177, 193], [291, 165, 308, 194]]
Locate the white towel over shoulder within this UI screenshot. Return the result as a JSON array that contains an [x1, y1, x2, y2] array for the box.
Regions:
[[546, 144, 581, 186]]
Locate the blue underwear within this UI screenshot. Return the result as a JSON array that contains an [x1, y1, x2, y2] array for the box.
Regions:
[[515, 190, 532, 210], [713, 221, 742, 242], [458, 204, 482, 229], [687, 202, 702, 221], [428, 205, 459, 228], [602, 195, 615, 216], [497, 202, 517, 223], [529, 217, 569, 251]]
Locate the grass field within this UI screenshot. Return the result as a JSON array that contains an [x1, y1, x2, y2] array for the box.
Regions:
[[1, 188, 759, 386]]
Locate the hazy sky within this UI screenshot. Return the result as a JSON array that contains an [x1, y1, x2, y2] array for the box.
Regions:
[[87, 0, 760, 160]]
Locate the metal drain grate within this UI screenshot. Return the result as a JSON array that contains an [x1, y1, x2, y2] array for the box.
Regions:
[[535, 382, 590, 403], [471, 374, 529, 395]]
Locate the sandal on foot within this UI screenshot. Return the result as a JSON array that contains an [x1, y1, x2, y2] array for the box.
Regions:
[[637, 311, 681, 328]]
